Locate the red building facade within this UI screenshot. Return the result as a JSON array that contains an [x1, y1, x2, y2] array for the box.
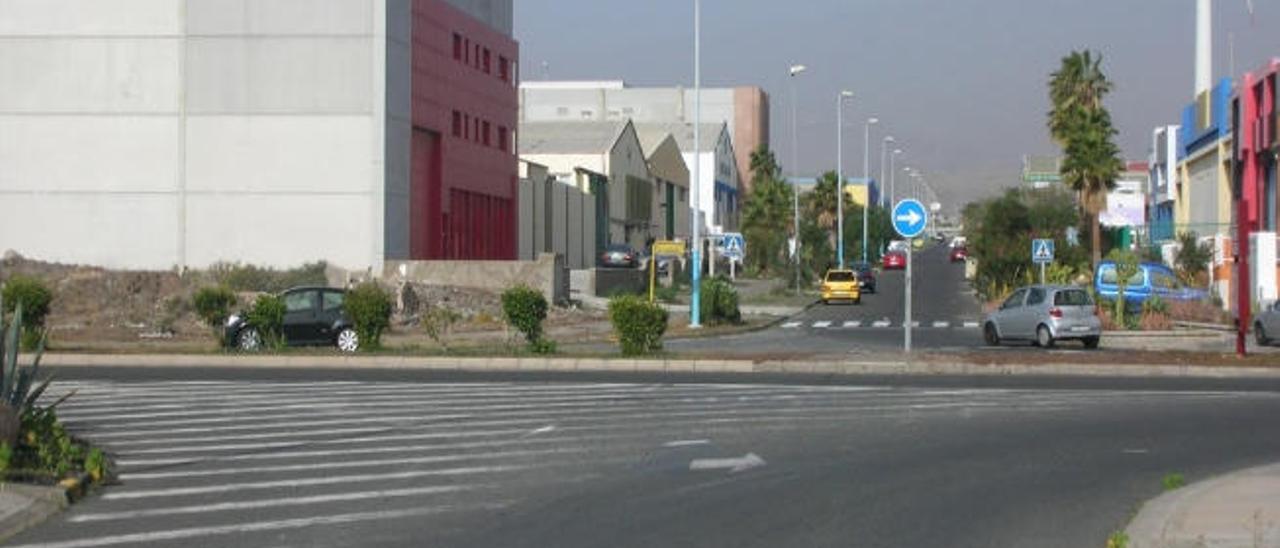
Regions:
[[410, 0, 518, 260]]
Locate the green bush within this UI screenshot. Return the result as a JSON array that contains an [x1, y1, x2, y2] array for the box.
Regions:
[[346, 282, 392, 351], [699, 277, 741, 325], [528, 338, 558, 355], [193, 286, 237, 335], [209, 261, 328, 293], [422, 305, 462, 352], [502, 285, 548, 344], [2, 276, 52, 351], [1143, 294, 1169, 316], [608, 295, 668, 356], [247, 294, 286, 350]]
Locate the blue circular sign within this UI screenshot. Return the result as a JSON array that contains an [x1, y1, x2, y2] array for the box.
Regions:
[[892, 199, 928, 239]]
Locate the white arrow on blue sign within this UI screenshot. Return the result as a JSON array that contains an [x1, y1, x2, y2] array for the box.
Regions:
[[892, 199, 928, 239], [1032, 239, 1055, 263]]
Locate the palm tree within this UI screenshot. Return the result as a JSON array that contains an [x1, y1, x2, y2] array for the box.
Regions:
[[1048, 49, 1121, 267], [742, 146, 793, 274]]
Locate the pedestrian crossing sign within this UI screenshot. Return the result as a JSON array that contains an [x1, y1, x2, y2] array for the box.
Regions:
[[721, 232, 745, 260], [1032, 239, 1055, 264]]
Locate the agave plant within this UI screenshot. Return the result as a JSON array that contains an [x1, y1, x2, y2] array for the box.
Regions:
[[0, 290, 57, 447]]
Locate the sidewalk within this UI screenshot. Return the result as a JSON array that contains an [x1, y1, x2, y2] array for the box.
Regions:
[[1126, 463, 1280, 547], [0, 483, 67, 543]]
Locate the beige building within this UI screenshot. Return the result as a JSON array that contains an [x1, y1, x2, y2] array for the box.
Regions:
[[636, 128, 691, 242]]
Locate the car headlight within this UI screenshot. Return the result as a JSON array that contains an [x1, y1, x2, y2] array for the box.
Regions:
[[226, 314, 241, 327]]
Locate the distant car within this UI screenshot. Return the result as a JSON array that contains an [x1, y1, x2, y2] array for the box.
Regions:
[[949, 246, 968, 263], [1093, 261, 1208, 311], [1255, 302, 1280, 346], [225, 286, 359, 352], [949, 236, 967, 249], [888, 240, 910, 253], [821, 269, 861, 305], [983, 285, 1101, 349], [882, 251, 906, 270], [850, 261, 876, 294], [599, 244, 640, 269]]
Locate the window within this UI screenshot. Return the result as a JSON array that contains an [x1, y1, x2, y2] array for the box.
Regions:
[[499, 56, 510, 81], [497, 126, 509, 152], [463, 114, 470, 140], [1054, 290, 1092, 306], [1099, 265, 1143, 286], [322, 291, 345, 312], [482, 121, 491, 146], [464, 38, 470, 64], [1001, 289, 1027, 310], [483, 48, 491, 74], [452, 33, 462, 60], [1026, 288, 1046, 306], [473, 118, 480, 142], [451, 111, 462, 137], [825, 271, 856, 282], [474, 44, 480, 68], [284, 291, 317, 314]]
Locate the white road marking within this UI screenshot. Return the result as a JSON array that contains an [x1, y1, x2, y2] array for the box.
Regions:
[[781, 321, 802, 329], [69, 485, 477, 523], [872, 320, 891, 327], [903, 321, 920, 328], [1122, 448, 1150, 454], [963, 321, 980, 328], [9, 504, 510, 548], [689, 452, 766, 473], [812, 321, 833, 328], [525, 425, 556, 437], [843, 321, 861, 328], [119, 448, 577, 480], [102, 465, 531, 500], [933, 321, 949, 328], [662, 439, 711, 448]]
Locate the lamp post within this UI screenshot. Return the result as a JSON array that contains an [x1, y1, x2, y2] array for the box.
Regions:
[[690, 0, 703, 328], [880, 136, 895, 208], [889, 148, 902, 207], [862, 117, 877, 263], [789, 64, 806, 293], [836, 90, 854, 269]]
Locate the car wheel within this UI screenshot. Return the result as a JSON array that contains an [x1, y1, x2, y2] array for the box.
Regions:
[[1083, 336, 1100, 349], [236, 327, 262, 352], [1256, 323, 1270, 346], [983, 323, 1000, 346], [336, 327, 359, 353], [1036, 325, 1055, 349], [854, 297, 862, 305]]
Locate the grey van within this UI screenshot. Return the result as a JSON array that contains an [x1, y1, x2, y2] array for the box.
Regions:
[[983, 285, 1101, 349]]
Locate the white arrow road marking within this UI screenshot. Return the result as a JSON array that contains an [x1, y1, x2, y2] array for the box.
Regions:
[[895, 210, 922, 226], [812, 321, 832, 328], [781, 322, 802, 329], [689, 452, 766, 473], [843, 320, 861, 328]]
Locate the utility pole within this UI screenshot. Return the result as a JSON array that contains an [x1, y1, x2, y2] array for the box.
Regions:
[[862, 117, 877, 263], [690, 0, 702, 328], [789, 64, 806, 293]]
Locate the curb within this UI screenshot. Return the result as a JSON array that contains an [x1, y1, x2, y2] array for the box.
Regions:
[[0, 480, 75, 543], [1125, 462, 1280, 547], [34, 353, 1280, 380]]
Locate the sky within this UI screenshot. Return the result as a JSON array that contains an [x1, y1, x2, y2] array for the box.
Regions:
[[514, 0, 1280, 212]]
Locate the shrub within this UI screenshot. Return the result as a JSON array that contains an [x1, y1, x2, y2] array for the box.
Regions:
[[1143, 295, 1169, 316], [2, 276, 52, 351], [422, 305, 462, 352], [699, 277, 741, 325], [608, 295, 668, 356], [209, 261, 328, 293], [502, 285, 548, 344], [528, 338, 558, 355], [346, 282, 393, 351], [1175, 231, 1212, 286], [193, 286, 237, 338], [1107, 249, 1141, 325], [247, 294, 286, 350]]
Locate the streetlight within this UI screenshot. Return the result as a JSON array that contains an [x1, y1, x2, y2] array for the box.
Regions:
[[690, 0, 703, 328], [880, 136, 895, 208], [862, 117, 877, 263], [789, 64, 806, 293], [889, 149, 902, 207], [836, 90, 854, 269]]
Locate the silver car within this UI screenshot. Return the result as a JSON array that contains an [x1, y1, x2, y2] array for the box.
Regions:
[[1255, 302, 1280, 346], [983, 285, 1101, 349]]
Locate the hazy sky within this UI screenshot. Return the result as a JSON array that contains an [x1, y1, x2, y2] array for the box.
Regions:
[[515, 0, 1280, 210]]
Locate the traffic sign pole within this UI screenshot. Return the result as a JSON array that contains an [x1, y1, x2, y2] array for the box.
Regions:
[[905, 242, 912, 353], [891, 200, 927, 354]]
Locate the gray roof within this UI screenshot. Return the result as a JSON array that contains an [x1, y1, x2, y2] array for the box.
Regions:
[[634, 127, 676, 157], [634, 122, 724, 152], [519, 121, 630, 154]]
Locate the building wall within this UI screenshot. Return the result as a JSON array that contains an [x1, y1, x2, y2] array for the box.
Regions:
[[0, 0, 386, 271], [733, 87, 769, 194], [606, 123, 655, 248], [644, 136, 691, 241], [410, 0, 518, 260]]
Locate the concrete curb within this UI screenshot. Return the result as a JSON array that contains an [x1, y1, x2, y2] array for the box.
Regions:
[[0, 482, 70, 543], [34, 353, 1280, 379], [1125, 462, 1280, 547]]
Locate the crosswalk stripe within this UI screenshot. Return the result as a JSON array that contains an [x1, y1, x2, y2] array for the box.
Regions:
[[963, 321, 981, 328], [102, 465, 532, 500], [120, 448, 579, 480], [781, 321, 802, 329], [933, 321, 949, 328], [812, 321, 832, 328], [872, 320, 891, 327], [843, 321, 861, 328]]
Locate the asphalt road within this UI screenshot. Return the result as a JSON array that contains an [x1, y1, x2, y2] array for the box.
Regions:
[[671, 243, 988, 356], [9, 369, 1280, 548]]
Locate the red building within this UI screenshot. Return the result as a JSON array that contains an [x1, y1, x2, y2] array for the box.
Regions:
[[411, 0, 519, 260]]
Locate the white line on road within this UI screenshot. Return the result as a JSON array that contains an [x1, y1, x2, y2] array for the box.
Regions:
[[933, 321, 949, 328], [689, 452, 766, 473], [812, 321, 832, 328], [781, 322, 802, 329], [662, 439, 711, 448], [843, 321, 861, 328], [963, 322, 980, 328], [872, 320, 891, 328], [102, 465, 531, 500], [903, 321, 920, 328]]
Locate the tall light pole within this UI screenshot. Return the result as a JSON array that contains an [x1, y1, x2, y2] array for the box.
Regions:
[[880, 136, 894, 208], [862, 117, 877, 263], [789, 64, 806, 293], [836, 90, 854, 269], [889, 148, 902, 207], [690, 0, 702, 328]]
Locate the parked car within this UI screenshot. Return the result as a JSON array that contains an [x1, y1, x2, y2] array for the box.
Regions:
[[949, 246, 968, 263], [888, 240, 910, 253], [821, 269, 861, 305], [599, 244, 640, 269], [225, 286, 359, 352], [983, 285, 1101, 349], [1093, 261, 1208, 311], [882, 251, 906, 270], [1255, 302, 1280, 346], [850, 261, 877, 294]]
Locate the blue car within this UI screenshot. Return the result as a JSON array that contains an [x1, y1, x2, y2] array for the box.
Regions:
[[1093, 261, 1208, 310]]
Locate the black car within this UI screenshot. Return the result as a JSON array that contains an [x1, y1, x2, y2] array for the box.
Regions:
[[850, 262, 877, 294], [225, 286, 359, 352]]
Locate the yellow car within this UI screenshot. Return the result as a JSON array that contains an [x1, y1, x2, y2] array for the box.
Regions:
[[821, 269, 861, 305]]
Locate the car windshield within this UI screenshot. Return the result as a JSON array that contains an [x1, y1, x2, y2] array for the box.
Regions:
[[1100, 267, 1144, 285], [826, 271, 856, 282], [605, 245, 632, 253], [1054, 289, 1092, 306]]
